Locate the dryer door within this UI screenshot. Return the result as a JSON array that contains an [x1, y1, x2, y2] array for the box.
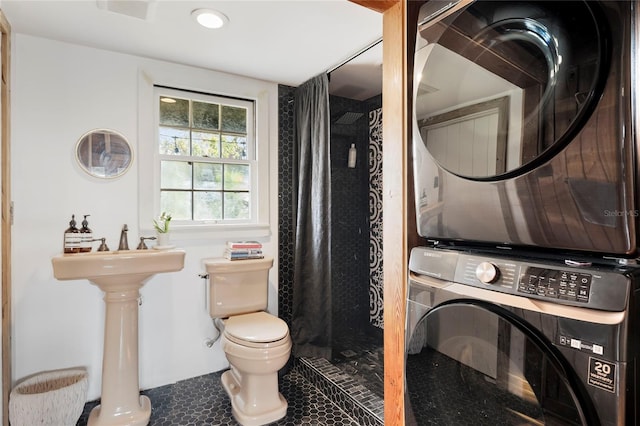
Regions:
[[412, 1, 638, 256], [414, 0, 608, 178], [405, 300, 597, 426]]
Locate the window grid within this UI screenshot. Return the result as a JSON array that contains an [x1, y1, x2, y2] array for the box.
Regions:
[[157, 90, 254, 223], [159, 163, 250, 221]]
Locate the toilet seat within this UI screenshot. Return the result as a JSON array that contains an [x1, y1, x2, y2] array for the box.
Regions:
[[224, 312, 290, 348]]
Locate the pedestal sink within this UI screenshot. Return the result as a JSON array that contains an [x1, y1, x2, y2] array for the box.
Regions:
[[51, 249, 186, 426]]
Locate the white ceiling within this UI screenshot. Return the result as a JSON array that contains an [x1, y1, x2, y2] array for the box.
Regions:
[[1, 0, 383, 100]]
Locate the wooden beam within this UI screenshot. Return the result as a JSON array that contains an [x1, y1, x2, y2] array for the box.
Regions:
[[0, 9, 11, 426], [349, 0, 398, 14], [382, 1, 407, 425]]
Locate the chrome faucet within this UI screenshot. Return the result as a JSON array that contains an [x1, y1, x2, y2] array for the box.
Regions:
[[118, 224, 129, 251], [136, 236, 156, 250]]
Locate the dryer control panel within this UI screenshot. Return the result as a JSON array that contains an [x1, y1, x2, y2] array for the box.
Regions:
[[518, 267, 591, 303], [409, 247, 631, 311]]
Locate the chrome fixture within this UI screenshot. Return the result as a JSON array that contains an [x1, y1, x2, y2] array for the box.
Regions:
[[118, 224, 129, 251], [91, 237, 110, 252], [137, 236, 157, 250]]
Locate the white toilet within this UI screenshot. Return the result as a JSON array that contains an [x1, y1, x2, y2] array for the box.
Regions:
[[203, 256, 291, 426]]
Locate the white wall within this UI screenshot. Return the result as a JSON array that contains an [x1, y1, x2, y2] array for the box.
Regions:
[[11, 34, 279, 401]]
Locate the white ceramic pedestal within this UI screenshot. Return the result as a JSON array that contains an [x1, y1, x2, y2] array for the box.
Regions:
[[88, 283, 150, 426], [51, 249, 186, 426]]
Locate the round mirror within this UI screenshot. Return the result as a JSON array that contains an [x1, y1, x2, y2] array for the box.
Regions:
[[76, 129, 132, 179]]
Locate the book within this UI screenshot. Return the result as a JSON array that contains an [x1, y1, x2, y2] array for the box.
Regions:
[[227, 240, 262, 249], [226, 255, 265, 261], [225, 248, 263, 255], [224, 248, 264, 260]]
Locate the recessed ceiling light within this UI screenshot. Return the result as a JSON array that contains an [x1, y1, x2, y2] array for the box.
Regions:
[[191, 9, 229, 29]]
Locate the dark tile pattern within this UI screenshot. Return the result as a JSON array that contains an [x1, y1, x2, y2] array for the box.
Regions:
[[368, 105, 383, 328], [278, 86, 384, 424], [76, 364, 359, 426], [278, 85, 296, 329], [298, 357, 383, 426], [332, 326, 384, 400], [330, 94, 371, 331], [278, 86, 384, 335]]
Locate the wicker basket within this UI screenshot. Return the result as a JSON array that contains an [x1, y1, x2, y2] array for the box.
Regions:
[[9, 368, 88, 426]]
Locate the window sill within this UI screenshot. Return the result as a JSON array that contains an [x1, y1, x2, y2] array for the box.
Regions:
[[157, 223, 272, 241]]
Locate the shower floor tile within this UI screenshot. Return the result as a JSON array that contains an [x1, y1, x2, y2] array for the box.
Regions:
[[333, 327, 384, 400], [76, 366, 359, 425]]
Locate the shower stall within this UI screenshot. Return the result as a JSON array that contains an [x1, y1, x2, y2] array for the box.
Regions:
[[328, 92, 383, 394], [278, 84, 384, 422]]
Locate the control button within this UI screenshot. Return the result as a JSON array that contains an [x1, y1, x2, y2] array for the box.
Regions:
[[577, 285, 590, 303], [475, 262, 499, 284], [578, 274, 592, 285], [592, 344, 603, 355]]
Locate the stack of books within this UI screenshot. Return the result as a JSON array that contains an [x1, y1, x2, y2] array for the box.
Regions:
[[224, 241, 264, 260]]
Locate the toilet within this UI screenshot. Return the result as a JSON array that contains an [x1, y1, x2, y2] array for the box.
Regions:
[[203, 256, 291, 426]]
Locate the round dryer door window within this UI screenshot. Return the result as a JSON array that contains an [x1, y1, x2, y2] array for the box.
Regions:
[[405, 302, 595, 425], [414, 1, 609, 178]]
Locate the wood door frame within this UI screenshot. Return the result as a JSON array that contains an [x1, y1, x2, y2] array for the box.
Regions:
[[0, 9, 10, 426], [350, 1, 413, 424], [381, 3, 409, 425]]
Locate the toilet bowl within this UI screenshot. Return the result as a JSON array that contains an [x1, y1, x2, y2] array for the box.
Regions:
[[203, 257, 291, 426], [220, 311, 291, 426]]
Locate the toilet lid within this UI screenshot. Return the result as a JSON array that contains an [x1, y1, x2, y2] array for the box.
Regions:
[[224, 312, 289, 343]]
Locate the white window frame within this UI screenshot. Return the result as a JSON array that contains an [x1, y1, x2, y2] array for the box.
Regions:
[[155, 86, 257, 225], [137, 67, 272, 240]]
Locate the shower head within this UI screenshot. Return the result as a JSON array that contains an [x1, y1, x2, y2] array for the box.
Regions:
[[334, 111, 364, 125]]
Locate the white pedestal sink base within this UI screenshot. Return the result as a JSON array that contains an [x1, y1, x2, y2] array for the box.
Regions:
[[89, 285, 150, 426], [88, 395, 151, 426], [51, 249, 186, 426]]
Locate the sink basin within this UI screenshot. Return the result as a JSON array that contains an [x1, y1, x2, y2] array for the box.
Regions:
[[51, 248, 185, 426], [52, 249, 185, 289]]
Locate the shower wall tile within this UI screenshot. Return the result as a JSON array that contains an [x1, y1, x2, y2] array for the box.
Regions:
[[369, 106, 383, 329], [330, 94, 371, 333], [277, 86, 383, 332], [278, 85, 296, 327]]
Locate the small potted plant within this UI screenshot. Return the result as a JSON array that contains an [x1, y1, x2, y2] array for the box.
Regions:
[[153, 212, 172, 247]]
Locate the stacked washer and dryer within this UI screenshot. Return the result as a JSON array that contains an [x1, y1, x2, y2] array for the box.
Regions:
[[407, 1, 640, 425]]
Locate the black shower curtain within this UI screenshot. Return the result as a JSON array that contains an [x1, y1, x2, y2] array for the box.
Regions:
[[291, 73, 332, 359]]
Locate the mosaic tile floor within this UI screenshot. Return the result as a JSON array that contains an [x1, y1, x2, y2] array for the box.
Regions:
[[76, 365, 359, 426], [332, 327, 384, 400], [75, 328, 384, 426], [294, 327, 385, 426]]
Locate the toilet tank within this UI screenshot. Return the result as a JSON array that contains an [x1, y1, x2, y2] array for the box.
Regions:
[[203, 256, 274, 318]]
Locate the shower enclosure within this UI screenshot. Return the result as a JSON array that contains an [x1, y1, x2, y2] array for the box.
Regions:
[[278, 84, 384, 421], [328, 93, 383, 398]]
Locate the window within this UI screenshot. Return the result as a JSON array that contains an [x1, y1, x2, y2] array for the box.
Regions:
[[155, 87, 256, 224], [138, 68, 273, 239]]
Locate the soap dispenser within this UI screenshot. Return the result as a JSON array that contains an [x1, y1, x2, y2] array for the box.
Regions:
[[63, 215, 80, 254], [348, 143, 357, 168], [79, 215, 93, 253]]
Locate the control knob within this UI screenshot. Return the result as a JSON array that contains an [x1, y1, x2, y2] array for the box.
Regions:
[[475, 262, 500, 284]]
